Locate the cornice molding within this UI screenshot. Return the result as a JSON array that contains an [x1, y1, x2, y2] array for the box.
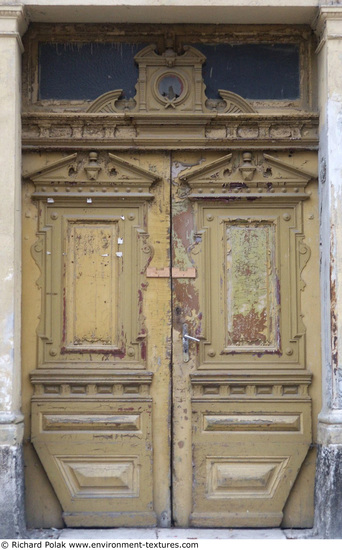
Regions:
[[22, 112, 319, 151]]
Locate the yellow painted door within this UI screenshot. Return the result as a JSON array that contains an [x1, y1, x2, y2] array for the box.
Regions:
[[170, 151, 320, 528], [22, 150, 320, 528]]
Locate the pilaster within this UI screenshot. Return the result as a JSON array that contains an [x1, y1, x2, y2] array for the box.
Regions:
[[0, 5, 28, 539], [314, 5, 342, 538]]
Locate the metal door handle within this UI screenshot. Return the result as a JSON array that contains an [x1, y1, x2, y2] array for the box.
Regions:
[[183, 323, 200, 362], [184, 334, 200, 342]]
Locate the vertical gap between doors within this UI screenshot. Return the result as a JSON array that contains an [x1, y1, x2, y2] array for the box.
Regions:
[[169, 151, 174, 526]]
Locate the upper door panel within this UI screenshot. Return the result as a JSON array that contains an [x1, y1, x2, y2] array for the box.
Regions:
[[29, 152, 157, 370]]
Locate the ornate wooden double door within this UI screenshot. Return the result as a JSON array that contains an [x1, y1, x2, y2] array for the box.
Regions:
[[23, 149, 320, 528]]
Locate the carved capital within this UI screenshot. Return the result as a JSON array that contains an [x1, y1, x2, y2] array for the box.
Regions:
[[0, 6, 28, 52]]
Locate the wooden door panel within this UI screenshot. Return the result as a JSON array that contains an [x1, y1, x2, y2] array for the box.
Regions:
[[24, 151, 171, 527], [190, 398, 311, 527], [31, 399, 154, 527], [171, 150, 319, 528]]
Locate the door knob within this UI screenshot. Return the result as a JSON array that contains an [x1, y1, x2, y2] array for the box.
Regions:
[[182, 323, 200, 363]]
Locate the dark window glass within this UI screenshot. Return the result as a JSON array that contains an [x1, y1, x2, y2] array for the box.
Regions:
[[193, 43, 300, 100], [38, 42, 300, 101], [39, 42, 147, 100], [158, 74, 184, 99]]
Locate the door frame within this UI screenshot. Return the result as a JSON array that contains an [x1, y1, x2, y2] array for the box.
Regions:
[[20, 25, 320, 528]]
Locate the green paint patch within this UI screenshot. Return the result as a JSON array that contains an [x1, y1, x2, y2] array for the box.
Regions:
[[227, 223, 278, 349]]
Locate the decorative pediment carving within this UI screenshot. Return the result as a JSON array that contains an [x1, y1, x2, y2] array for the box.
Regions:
[[26, 153, 78, 182], [25, 152, 159, 200], [206, 90, 256, 114], [87, 90, 124, 113], [86, 44, 255, 115], [178, 151, 316, 199]]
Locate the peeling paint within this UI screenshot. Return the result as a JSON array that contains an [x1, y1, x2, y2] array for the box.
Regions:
[[227, 223, 278, 349]]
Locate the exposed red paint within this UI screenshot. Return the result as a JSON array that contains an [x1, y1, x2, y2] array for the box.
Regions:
[[141, 340, 147, 361], [232, 307, 267, 345], [138, 289, 143, 315], [60, 346, 126, 358], [141, 255, 154, 275], [276, 274, 281, 306], [172, 207, 194, 252], [276, 274, 281, 350], [62, 287, 66, 343], [331, 277, 338, 373], [172, 279, 200, 334], [254, 349, 282, 357]]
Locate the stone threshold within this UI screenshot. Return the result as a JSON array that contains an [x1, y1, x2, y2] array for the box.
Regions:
[[26, 528, 314, 540]]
